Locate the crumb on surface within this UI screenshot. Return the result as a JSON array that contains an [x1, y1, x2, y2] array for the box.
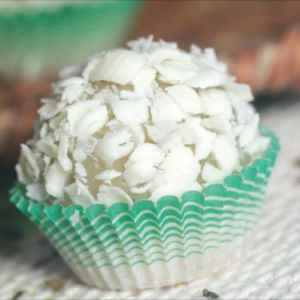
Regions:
[[44, 277, 65, 292], [203, 288, 219, 299]]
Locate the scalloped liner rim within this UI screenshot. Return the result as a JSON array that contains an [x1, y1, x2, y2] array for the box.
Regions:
[[11, 126, 280, 218], [9, 126, 280, 290]]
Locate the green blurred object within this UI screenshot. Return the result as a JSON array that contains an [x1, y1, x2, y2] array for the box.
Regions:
[[0, 0, 144, 79], [0, 165, 36, 247]]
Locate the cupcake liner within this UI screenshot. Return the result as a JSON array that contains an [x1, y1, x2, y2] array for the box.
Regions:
[[10, 127, 280, 290], [0, 1, 144, 79]]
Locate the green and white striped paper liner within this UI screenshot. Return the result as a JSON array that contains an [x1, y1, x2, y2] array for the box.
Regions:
[[10, 127, 280, 290]]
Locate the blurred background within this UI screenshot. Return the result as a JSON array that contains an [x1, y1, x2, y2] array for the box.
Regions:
[[1, 0, 300, 246]]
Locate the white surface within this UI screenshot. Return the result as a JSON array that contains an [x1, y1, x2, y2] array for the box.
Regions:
[[1, 98, 300, 299]]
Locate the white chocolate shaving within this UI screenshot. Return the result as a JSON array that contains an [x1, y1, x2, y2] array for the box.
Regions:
[[38, 100, 66, 120], [61, 82, 85, 104], [36, 139, 57, 158], [95, 169, 121, 181], [18, 144, 40, 183], [70, 210, 80, 226], [211, 135, 239, 173], [183, 67, 226, 89], [95, 130, 134, 166], [89, 49, 146, 85], [16, 37, 269, 207], [156, 60, 197, 83], [66, 100, 102, 129], [57, 132, 72, 171], [199, 88, 231, 116], [76, 105, 108, 136], [202, 163, 227, 184], [238, 114, 259, 147], [166, 84, 203, 114], [151, 93, 186, 124], [132, 67, 156, 91], [97, 184, 132, 206], [26, 182, 48, 201], [225, 83, 254, 102], [163, 145, 200, 190], [45, 161, 71, 198], [202, 117, 232, 134], [111, 99, 149, 125], [194, 126, 217, 160], [125, 143, 165, 168], [65, 181, 95, 207], [123, 162, 157, 188], [245, 136, 271, 158]]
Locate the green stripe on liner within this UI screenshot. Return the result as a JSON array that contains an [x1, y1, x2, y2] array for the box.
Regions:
[[10, 127, 279, 273]]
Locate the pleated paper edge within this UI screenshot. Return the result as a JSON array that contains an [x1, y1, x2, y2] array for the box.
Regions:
[[9, 126, 280, 290]]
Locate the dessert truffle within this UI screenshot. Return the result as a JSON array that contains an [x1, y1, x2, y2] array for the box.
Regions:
[[16, 36, 270, 207]]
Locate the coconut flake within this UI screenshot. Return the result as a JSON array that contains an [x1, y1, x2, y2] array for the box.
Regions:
[[194, 126, 216, 160], [150, 93, 186, 124], [26, 182, 48, 201], [184, 67, 226, 89], [166, 84, 203, 114], [185, 117, 202, 129], [38, 100, 66, 120], [97, 184, 132, 207], [225, 83, 254, 102], [49, 112, 66, 132], [76, 105, 108, 137], [127, 125, 145, 145], [111, 99, 149, 125], [199, 88, 231, 117], [64, 181, 95, 207], [73, 136, 97, 162], [75, 162, 87, 178], [202, 117, 232, 134], [66, 100, 102, 129], [211, 135, 239, 173], [148, 46, 190, 66], [238, 114, 259, 147], [146, 121, 179, 143], [70, 210, 80, 226], [155, 60, 197, 83], [40, 123, 48, 139], [36, 139, 58, 158], [132, 67, 156, 91], [245, 135, 270, 157], [18, 144, 40, 183], [125, 143, 165, 168], [202, 163, 228, 184], [89, 49, 146, 85], [61, 84, 85, 104], [188, 180, 203, 192], [45, 161, 71, 198], [95, 169, 121, 181], [57, 132, 72, 171], [231, 99, 256, 124], [95, 130, 134, 166], [130, 182, 152, 194], [179, 127, 199, 145], [55, 77, 84, 89], [123, 161, 157, 187], [150, 183, 181, 202], [163, 144, 200, 189]]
